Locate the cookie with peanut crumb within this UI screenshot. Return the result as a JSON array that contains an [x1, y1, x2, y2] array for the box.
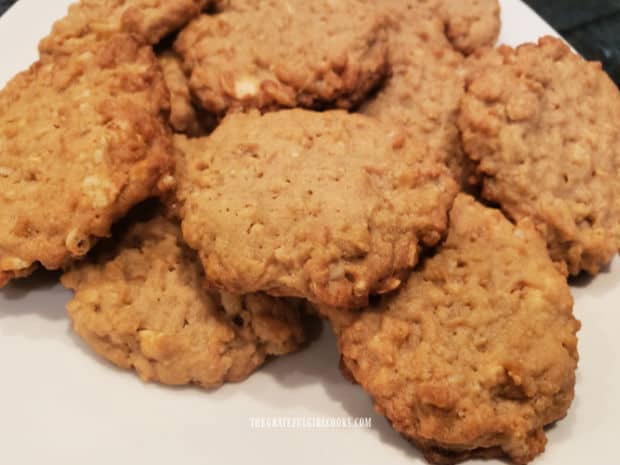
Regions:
[[0, 34, 172, 287], [320, 194, 580, 464], [174, 0, 390, 115], [39, 0, 214, 56], [174, 110, 458, 309], [61, 215, 308, 388], [459, 37, 620, 275]]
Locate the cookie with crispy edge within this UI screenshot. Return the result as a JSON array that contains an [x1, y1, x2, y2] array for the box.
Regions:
[[174, 0, 390, 115], [459, 36, 620, 275], [0, 34, 173, 286], [174, 110, 458, 308], [320, 194, 580, 464], [61, 214, 309, 388]]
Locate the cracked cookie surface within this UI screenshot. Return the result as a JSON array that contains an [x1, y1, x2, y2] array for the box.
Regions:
[[61, 214, 308, 388], [320, 194, 580, 464], [459, 37, 620, 275], [174, 110, 457, 308]]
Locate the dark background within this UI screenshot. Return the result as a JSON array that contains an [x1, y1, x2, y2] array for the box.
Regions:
[[524, 0, 620, 85], [0, 0, 619, 85]]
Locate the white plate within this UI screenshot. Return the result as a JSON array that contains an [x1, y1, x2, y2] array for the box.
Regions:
[[0, 1, 618, 464]]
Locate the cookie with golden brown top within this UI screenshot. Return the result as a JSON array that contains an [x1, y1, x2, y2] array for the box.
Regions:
[[158, 50, 205, 136], [361, 12, 474, 186], [174, 110, 458, 309], [61, 214, 309, 388], [39, 0, 214, 56], [321, 194, 580, 464], [174, 0, 390, 115], [0, 34, 173, 287], [459, 36, 620, 275]]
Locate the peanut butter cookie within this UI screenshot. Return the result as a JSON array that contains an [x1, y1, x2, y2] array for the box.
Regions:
[[361, 13, 473, 186], [62, 214, 309, 388], [40, 0, 214, 56], [158, 50, 204, 136], [174, 110, 457, 308], [174, 0, 390, 115], [0, 35, 173, 286], [459, 37, 620, 275], [320, 194, 580, 464], [432, 0, 500, 55]]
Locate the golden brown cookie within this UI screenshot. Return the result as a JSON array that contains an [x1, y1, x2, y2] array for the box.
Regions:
[[361, 12, 474, 186], [174, 110, 458, 308], [321, 194, 580, 464], [61, 214, 309, 388], [459, 37, 620, 275], [39, 0, 213, 56], [0, 34, 173, 287], [174, 0, 390, 115], [158, 50, 204, 136]]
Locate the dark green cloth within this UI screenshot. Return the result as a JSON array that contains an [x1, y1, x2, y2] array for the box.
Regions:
[[524, 0, 620, 30], [0, 0, 16, 15], [0, 0, 16, 16]]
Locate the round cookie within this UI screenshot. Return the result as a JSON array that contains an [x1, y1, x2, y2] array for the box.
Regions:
[[39, 0, 213, 56], [361, 13, 474, 186], [459, 37, 620, 275], [321, 194, 580, 464], [174, 0, 390, 115], [0, 35, 173, 287], [174, 110, 458, 308], [61, 215, 309, 388]]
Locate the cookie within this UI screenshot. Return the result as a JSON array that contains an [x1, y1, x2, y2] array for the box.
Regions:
[[61, 214, 309, 388], [459, 37, 620, 275], [321, 194, 580, 464], [39, 0, 213, 56], [0, 34, 173, 287], [432, 0, 500, 55], [174, 0, 390, 115], [158, 50, 205, 136], [361, 13, 474, 186], [380, 1, 500, 56], [174, 110, 458, 308]]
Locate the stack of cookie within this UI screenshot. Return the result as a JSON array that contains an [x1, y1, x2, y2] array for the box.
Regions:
[[1, 1, 619, 463]]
